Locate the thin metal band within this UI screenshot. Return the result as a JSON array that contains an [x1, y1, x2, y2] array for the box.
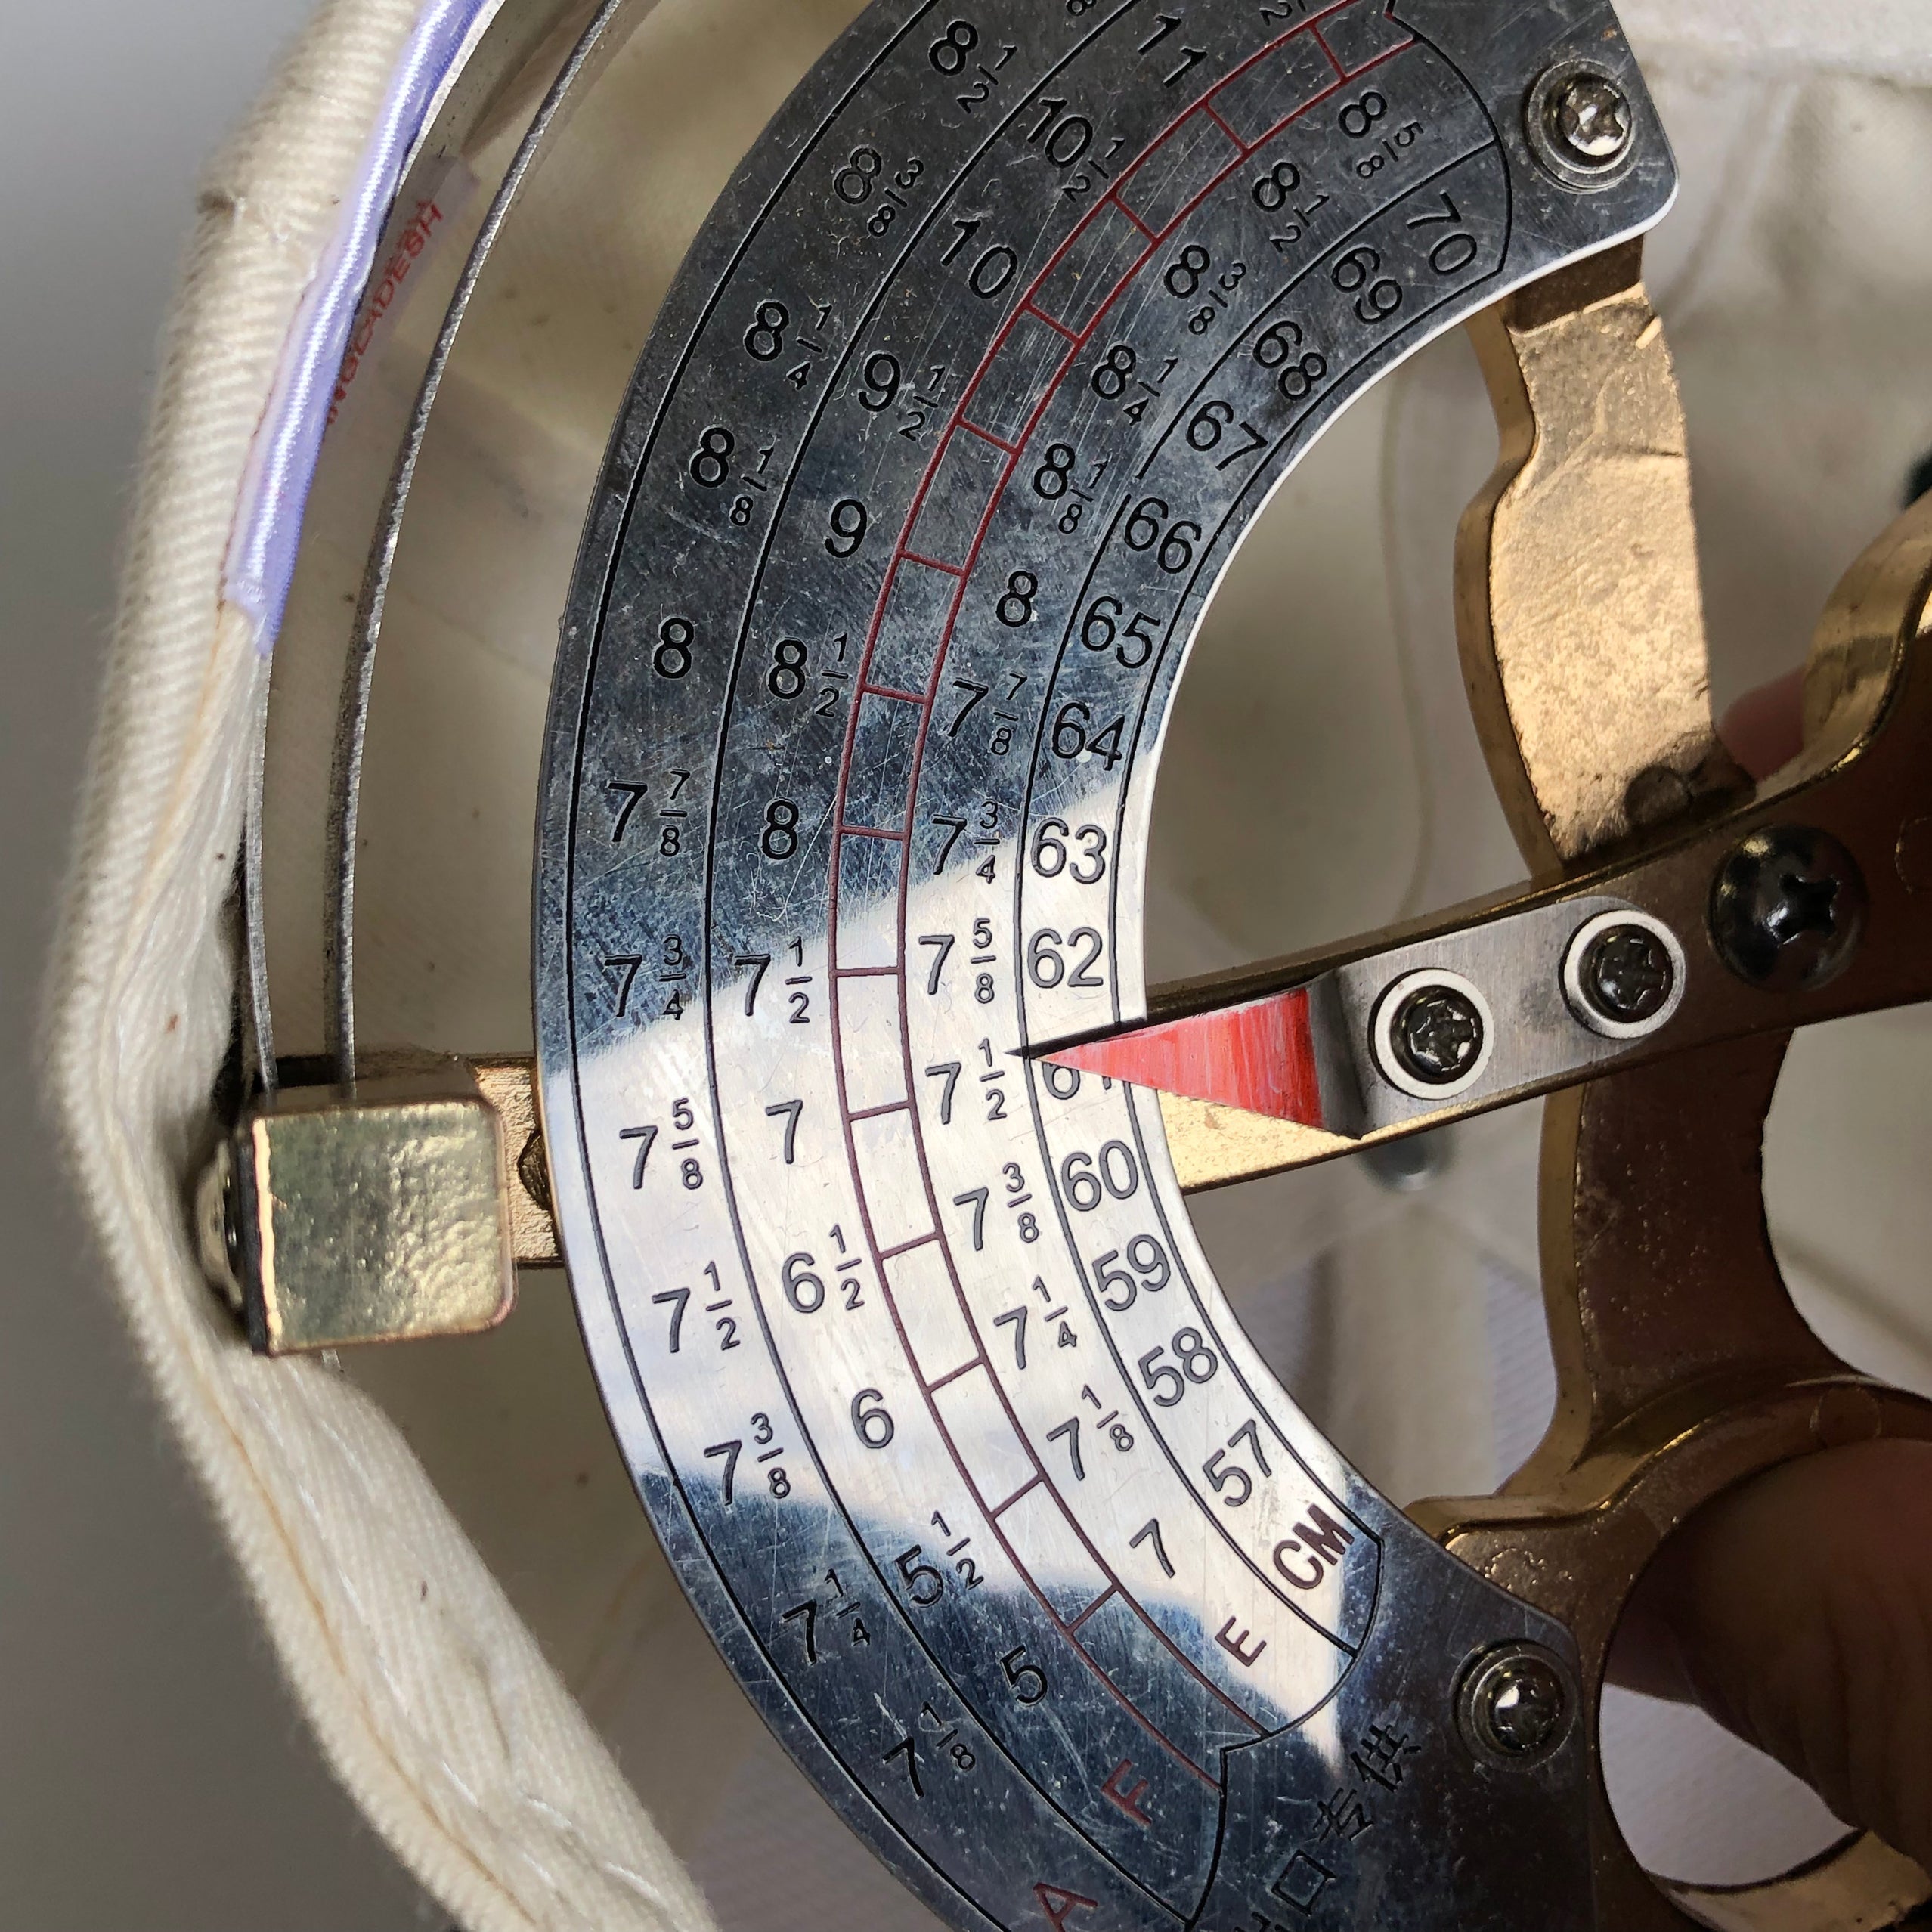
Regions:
[[321, 0, 664, 1078], [238, 0, 649, 1085]]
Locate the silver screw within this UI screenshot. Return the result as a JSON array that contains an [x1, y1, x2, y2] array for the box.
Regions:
[[1553, 73, 1632, 165], [1526, 62, 1638, 187], [1581, 924, 1674, 1024], [1373, 969, 1493, 1098], [1562, 909, 1686, 1041], [1457, 1643, 1573, 1769], [1392, 986, 1485, 1087]]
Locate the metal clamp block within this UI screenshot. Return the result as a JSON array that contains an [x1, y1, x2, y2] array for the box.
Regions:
[[196, 1063, 516, 1355]]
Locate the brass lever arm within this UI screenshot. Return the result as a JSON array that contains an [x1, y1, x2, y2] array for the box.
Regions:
[[1416, 246, 1932, 1931]]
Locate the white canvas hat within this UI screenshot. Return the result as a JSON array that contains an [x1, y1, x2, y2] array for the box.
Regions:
[[44, 2, 1932, 1926]]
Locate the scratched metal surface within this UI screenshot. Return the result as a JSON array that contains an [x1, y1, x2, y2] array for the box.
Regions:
[[536, 3, 1673, 1925]]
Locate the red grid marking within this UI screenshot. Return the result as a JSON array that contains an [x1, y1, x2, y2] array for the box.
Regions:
[[993, 1472, 1045, 1515], [1116, 109, 1240, 234], [1198, 98, 1240, 146], [927, 1356, 988, 1394], [1020, 205, 1152, 345], [838, 825, 907, 842], [986, 1471, 1042, 1518], [862, 683, 928, 704], [870, 11, 1393, 1643], [830, 799, 1259, 1782], [833, 853, 1265, 1771], [849, 1099, 913, 1123], [1068, 1587, 1119, 1636], [818, 0, 1407, 1770], [1023, 301, 1079, 342], [1311, 11, 1413, 79], [958, 420, 1020, 457], [848, 1144, 1243, 1786]]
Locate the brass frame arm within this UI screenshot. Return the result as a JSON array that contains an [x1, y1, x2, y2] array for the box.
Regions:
[[1418, 248, 1932, 1930]]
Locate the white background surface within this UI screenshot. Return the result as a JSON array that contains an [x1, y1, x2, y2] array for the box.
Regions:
[[0, 2, 426, 1922]]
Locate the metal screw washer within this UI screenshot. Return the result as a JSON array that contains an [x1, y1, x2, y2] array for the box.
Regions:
[[1371, 969, 1495, 1101], [1587, 926, 1671, 1018], [1526, 60, 1638, 188], [1457, 1643, 1575, 1769], [1562, 908, 1687, 1040], [1709, 825, 1868, 992], [194, 1138, 246, 1313]]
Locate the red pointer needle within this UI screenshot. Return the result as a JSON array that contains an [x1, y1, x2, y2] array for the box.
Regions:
[[1041, 986, 1330, 1129]]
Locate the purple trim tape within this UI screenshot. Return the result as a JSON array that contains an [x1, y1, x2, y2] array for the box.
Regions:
[[223, 0, 496, 655]]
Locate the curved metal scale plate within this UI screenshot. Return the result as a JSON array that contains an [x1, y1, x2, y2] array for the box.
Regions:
[[537, 5, 1674, 1926]]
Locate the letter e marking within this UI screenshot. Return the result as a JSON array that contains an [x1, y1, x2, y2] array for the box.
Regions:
[[1216, 1615, 1268, 1667], [1101, 1758, 1153, 1825]]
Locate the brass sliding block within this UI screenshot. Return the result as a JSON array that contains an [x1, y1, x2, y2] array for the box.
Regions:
[[196, 1061, 519, 1355]]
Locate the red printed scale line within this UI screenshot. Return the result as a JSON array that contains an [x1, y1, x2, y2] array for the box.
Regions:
[[1067, 1587, 1119, 1636], [1196, 98, 1243, 149], [1023, 302, 1079, 344], [814, 1084, 1240, 1786], [834, 1137, 1243, 1787], [927, 1357, 988, 1394], [995, 1471, 1045, 1513], [822, 0, 1405, 1766], [877, 1231, 940, 1259], [961, 421, 1023, 457], [823, 802, 1246, 1779], [826, 902, 1255, 1780], [834, 0, 1401, 1717]]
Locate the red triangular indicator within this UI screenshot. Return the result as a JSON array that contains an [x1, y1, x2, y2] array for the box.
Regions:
[[1042, 986, 1325, 1128], [1035, 1882, 1099, 1932]]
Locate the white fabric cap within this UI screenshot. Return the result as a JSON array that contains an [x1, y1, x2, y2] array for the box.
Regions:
[[46, 0, 1932, 1925], [45, 2, 717, 1927]]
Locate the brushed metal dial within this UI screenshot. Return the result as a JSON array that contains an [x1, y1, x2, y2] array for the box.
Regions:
[[537, 5, 1674, 1925]]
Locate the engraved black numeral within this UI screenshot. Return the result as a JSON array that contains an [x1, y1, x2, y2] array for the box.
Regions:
[[884, 1732, 924, 1797], [826, 497, 868, 556], [705, 1438, 742, 1503], [652, 1284, 688, 1351], [1002, 1644, 1048, 1704]]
